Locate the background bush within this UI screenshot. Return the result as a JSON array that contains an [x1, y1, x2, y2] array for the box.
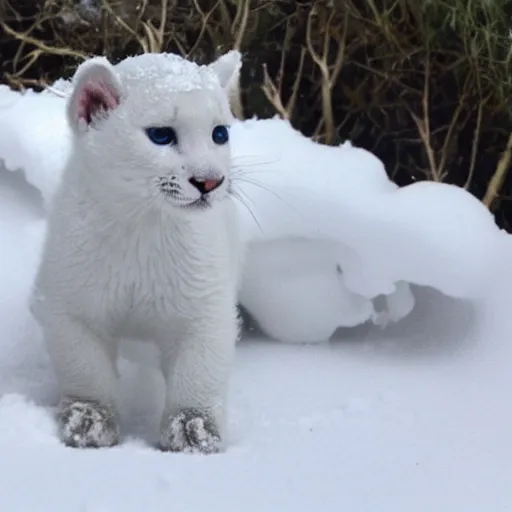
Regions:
[[1, 0, 512, 227]]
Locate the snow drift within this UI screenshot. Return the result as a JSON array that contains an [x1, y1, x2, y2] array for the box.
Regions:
[[0, 53, 511, 511], [0, 53, 505, 344]]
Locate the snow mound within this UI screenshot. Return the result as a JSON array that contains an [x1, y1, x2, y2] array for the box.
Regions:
[[0, 52, 511, 510], [0, 53, 505, 343], [229, 117, 502, 339], [0, 85, 69, 207]]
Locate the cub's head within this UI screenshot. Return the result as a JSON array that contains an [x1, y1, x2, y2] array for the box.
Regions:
[[66, 51, 241, 211]]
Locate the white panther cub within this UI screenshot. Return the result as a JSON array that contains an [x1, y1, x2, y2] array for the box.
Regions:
[[31, 51, 244, 454]]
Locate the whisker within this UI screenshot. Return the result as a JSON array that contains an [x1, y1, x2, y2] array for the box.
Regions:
[[231, 176, 307, 222], [231, 152, 281, 163], [230, 157, 282, 170], [44, 85, 70, 98], [232, 167, 329, 204], [231, 191, 265, 236], [230, 168, 282, 178]]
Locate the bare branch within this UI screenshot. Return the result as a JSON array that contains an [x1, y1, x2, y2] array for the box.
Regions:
[[233, 0, 250, 51], [285, 46, 306, 118], [100, 0, 149, 53], [156, 0, 169, 51], [261, 63, 289, 119], [483, 133, 512, 210], [464, 95, 486, 190], [187, 0, 220, 58], [1, 22, 87, 60], [306, 7, 345, 144]]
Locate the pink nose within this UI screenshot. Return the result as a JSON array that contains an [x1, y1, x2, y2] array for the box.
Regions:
[[189, 176, 225, 194]]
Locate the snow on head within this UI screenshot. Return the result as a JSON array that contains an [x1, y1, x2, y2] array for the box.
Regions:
[[47, 52, 223, 101], [114, 53, 220, 93]]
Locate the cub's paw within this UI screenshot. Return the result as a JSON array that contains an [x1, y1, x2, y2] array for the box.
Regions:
[[160, 409, 221, 455], [58, 399, 120, 448]]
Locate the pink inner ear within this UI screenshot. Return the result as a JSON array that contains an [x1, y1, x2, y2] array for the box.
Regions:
[[77, 81, 120, 125]]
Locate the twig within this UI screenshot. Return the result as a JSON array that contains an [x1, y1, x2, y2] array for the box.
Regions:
[[261, 63, 288, 119], [1, 22, 87, 60], [100, 0, 149, 53], [260, 18, 305, 121], [483, 133, 512, 210], [4, 73, 52, 91], [233, 0, 250, 51], [141, 21, 158, 52], [187, 0, 220, 58], [438, 79, 469, 176], [286, 46, 306, 118], [405, 45, 442, 181], [420, 46, 438, 180], [156, 0, 169, 51], [305, 7, 347, 144], [464, 95, 486, 190]]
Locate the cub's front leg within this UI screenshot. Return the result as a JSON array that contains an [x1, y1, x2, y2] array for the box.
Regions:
[[35, 308, 120, 448], [159, 308, 239, 455]]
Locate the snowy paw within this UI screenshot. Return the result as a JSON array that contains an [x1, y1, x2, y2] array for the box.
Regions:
[[58, 399, 120, 448], [160, 409, 221, 455]]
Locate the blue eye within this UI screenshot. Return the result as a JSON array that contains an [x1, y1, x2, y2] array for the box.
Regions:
[[212, 125, 229, 145], [146, 127, 177, 146]]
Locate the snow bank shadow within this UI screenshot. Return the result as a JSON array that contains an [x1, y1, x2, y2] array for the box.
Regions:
[[240, 285, 478, 361], [333, 285, 478, 360], [0, 165, 45, 218]]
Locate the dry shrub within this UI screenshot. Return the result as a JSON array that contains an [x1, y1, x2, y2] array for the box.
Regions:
[[1, 0, 512, 227]]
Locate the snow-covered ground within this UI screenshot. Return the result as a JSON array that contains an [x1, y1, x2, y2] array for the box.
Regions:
[[0, 60, 511, 510]]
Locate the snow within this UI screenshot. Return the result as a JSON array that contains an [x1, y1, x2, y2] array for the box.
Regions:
[[0, 54, 511, 510], [0, 86, 69, 207], [115, 53, 220, 92], [2, 77, 505, 343], [230, 118, 502, 300], [230, 117, 503, 340]]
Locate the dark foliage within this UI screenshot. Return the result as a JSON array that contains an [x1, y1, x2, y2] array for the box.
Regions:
[[1, 0, 512, 227]]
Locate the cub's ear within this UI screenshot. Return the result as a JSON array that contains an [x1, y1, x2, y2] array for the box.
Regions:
[[209, 50, 242, 99], [67, 56, 123, 133]]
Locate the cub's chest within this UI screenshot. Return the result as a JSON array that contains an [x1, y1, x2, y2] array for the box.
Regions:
[[99, 228, 183, 289], [97, 221, 226, 296]]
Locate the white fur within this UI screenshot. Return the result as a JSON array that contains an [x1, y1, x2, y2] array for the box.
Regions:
[[30, 52, 244, 453]]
